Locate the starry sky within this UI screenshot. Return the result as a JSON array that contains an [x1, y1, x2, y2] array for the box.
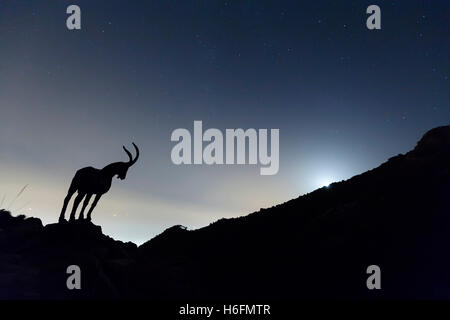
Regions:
[[0, 0, 449, 244]]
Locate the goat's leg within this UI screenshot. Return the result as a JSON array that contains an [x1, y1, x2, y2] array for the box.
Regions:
[[86, 194, 102, 222], [78, 194, 92, 220], [59, 189, 76, 223], [69, 193, 85, 222]]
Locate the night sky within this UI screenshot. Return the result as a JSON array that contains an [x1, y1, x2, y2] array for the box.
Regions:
[[0, 0, 449, 243]]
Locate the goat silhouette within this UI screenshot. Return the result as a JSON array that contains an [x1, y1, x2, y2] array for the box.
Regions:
[[58, 143, 140, 223]]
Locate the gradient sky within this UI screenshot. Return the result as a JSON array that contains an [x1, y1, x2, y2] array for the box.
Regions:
[[0, 0, 449, 244]]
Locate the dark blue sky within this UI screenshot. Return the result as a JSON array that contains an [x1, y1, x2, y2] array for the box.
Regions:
[[0, 0, 449, 243]]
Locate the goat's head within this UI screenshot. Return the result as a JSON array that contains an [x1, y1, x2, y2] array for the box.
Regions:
[[118, 143, 140, 180]]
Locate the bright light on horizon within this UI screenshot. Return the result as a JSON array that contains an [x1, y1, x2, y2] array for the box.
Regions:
[[317, 177, 334, 188]]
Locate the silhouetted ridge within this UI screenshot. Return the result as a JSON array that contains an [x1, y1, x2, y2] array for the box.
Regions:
[[0, 209, 42, 230], [411, 125, 450, 156], [2, 125, 450, 299]]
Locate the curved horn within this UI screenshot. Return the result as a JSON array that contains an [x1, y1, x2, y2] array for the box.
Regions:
[[130, 142, 139, 165], [123, 145, 133, 163], [123, 143, 139, 166]]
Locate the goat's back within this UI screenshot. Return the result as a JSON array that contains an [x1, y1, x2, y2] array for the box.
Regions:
[[72, 166, 111, 194]]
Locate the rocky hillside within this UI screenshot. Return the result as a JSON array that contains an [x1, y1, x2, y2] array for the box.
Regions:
[[2, 126, 450, 299]]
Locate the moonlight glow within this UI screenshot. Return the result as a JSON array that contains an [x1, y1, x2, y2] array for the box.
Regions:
[[318, 178, 333, 188]]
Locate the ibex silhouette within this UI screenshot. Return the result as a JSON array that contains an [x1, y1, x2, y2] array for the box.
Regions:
[[58, 143, 140, 223]]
